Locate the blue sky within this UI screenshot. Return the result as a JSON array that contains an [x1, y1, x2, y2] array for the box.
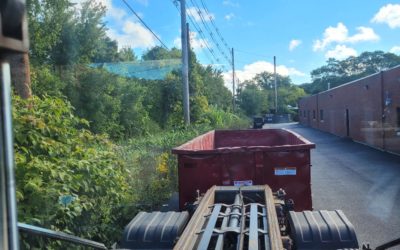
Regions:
[[90, 0, 400, 85]]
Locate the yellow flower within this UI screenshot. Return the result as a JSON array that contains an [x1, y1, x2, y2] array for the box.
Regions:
[[156, 152, 169, 174]]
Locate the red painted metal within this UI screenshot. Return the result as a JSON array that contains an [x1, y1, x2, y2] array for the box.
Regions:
[[172, 129, 315, 211]]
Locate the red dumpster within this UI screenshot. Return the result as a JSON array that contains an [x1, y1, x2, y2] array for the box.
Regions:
[[172, 129, 315, 211]]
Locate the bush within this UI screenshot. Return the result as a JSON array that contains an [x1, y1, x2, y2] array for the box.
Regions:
[[118, 127, 207, 209], [31, 66, 66, 97], [202, 106, 250, 129], [13, 94, 131, 247], [119, 116, 249, 211]]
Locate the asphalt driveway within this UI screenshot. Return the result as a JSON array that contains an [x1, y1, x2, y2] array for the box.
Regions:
[[265, 123, 400, 248]]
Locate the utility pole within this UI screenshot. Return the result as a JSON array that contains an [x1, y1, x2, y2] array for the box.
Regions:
[[231, 48, 235, 111], [274, 56, 278, 114], [187, 22, 191, 64], [180, 0, 190, 125]]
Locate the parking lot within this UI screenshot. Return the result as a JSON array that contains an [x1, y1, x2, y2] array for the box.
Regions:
[[265, 123, 400, 248]]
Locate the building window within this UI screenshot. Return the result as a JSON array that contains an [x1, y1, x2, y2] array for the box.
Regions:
[[313, 110, 316, 120], [320, 109, 324, 121], [397, 107, 400, 128]]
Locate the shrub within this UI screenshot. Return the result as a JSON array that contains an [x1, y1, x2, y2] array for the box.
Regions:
[[13, 94, 131, 246]]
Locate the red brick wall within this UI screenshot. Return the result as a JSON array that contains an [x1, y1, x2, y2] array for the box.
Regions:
[[382, 68, 400, 154], [298, 66, 400, 154], [298, 95, 318, 128]]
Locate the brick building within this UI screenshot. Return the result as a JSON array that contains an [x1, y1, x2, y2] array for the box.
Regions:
[[298, 65, 400, 155]]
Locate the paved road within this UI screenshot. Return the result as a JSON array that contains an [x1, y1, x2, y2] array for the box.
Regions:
[[265, 123, 400, 248]]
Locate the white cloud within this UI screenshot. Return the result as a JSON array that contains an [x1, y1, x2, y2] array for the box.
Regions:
[[71, 0, 159, 50], [287, 67, 306, 77], [225, 13, 235, 21], [372, 4, 400, 28], [289, 39, 302, 51], [222, 0, 239, 7], [346, 26, 380, 43], [313, 22, 379, 51], [108, 6, 127, 22], [173, 31, 210, 51], [325, 45, 357, 59], [390, 46, 400, 54], [106, 20, 157, 49], [173, 38, 181, 48], [222, 60, 306, 89], [72, 0, 125, 19], [313, 23, 348, 51], [187, 7, 214, 22]]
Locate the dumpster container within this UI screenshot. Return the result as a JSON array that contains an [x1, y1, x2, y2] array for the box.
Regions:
[[172, 129, 315, 211]]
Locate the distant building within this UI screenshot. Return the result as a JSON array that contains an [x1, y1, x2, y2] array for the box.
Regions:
[[298, 65, 400, 155]]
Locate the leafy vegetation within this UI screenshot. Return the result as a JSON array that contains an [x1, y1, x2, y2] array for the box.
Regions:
[[118, 126, 212, 211], [13, 95, 130, 246], [15, 0, 249, 247], [13, 93, 245, 247], [18, 0, 399, 247], [237, 72, 306, 117], [301, 51, 400, 94]]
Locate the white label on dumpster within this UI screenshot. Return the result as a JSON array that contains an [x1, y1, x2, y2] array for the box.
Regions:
[[274, 167, 297, 176], [234, 180, 253, 186]]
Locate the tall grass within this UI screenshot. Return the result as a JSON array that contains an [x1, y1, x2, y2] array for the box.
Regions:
[[117, 115, 250, 212]]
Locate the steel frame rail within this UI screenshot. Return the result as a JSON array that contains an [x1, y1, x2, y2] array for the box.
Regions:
[[18, 223, 107, 249], [174, 185, 284, 250]]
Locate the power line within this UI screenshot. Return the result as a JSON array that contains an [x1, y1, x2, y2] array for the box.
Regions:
[[171, 0, 231, 72], [172, 1, 214, 64], [186, 16, 216, 64], [198, 0, 231, 54], [186, 10, 222, 67], [189, 0, 231, 66], [172, 0, 228, 70], [193, 0, 232, 63], [121, 0, 169, 49]]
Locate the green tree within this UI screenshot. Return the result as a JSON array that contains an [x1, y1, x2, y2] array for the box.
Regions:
[[91, 37, 120, 63], [142, 75, 182, 129], [303, 51, 400, 94], [254, 71, 291, 89], [142, 46, 181, 60], [277, 85, 306, 113], [253, 72, 292, 112], [119, 80, 153, 136], [118, 47, 138, 62], [74, 1, 109, 63], [31, 65, 66, 97], [237, 71, 305, 115], [27, 0, 73, 65], [200, 65, 232, 110], [237, 83, 268, 116], [51, 20, 80, 65], [29, 0, 122, 66], [66, 68, 123, 137]]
